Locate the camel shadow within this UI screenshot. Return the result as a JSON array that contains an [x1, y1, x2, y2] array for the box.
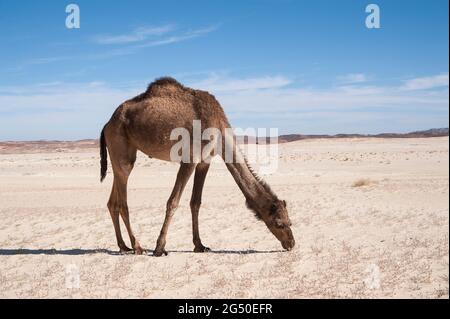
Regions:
[[0, 248, 119, 256], [168, 249, 285, 255], [0, 248, 284, 256]]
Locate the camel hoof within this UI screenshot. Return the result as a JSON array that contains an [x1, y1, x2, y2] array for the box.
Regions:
[[194, 246, 211, 253], [134, 247, 146, 255], [119, 246, 133, 254], [153, 249, 168, 257]]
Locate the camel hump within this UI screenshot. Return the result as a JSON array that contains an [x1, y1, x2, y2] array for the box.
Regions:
[[146, 77, 185, 92]]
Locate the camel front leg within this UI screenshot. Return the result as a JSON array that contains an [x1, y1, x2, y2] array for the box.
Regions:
[[154, 163, 196, 256], [190, 163, 210, 252], [120, 205, 145, 255]]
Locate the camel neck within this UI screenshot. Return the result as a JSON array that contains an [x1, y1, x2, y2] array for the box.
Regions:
[[225, 161, 276, 207], [221, 131, 277, 208]]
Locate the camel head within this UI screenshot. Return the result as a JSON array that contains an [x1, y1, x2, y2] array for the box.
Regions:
[[247, 199, 295, 251]]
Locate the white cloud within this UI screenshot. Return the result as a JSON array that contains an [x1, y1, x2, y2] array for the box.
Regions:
[[0, 82, 139, 114], [11, 25, 218, 71], [0, 73, 448, 140], [136, 25, 218, 48], [12, 56, 75, 70], [184, 74, 447, 115], [336, 85, 384, 95], [94, 25, 174, 44], [216, 85, 448, 115], [93, 24, 218, 48], [0, 82, 142, 140], [401, 73, 449, 91], [188, 74, 292, 92], [337, 73, 368, 84]]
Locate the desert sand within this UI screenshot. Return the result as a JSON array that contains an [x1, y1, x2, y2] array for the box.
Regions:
[[0, 137, 448, 298]]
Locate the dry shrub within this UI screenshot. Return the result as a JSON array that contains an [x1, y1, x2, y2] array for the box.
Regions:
[[352, 178, 377, 188]]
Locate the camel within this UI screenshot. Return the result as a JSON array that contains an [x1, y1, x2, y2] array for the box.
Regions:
[[100, 77, 295, 256]]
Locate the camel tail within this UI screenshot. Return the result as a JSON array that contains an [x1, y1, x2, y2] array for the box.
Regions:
[[100, 127, 108, 182]]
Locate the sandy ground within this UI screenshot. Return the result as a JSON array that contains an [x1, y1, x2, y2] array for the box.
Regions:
[[0, 137, 448, 299]]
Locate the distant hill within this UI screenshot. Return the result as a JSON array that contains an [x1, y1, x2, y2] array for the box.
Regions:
[[276, 128, 449, 143], [0, 128, 447, 153], [409, 128, 449, 136]]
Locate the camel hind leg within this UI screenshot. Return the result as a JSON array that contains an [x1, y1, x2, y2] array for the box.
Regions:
[[190, 163, 211, 252], [106, 128, 144, 254], [107, 182, 130, 253]]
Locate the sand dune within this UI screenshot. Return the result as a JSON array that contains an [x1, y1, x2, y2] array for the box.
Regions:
[[0, 137, 448, 298]]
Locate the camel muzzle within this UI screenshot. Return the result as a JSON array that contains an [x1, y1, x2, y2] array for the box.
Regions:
[[282, 239, 295, 251]]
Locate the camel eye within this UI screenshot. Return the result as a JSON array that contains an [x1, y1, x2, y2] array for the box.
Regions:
[[275, 219, 284, 228]]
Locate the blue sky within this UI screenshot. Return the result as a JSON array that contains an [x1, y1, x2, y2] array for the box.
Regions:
[[0, 0, 448, 140]]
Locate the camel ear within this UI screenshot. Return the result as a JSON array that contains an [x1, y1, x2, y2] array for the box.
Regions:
[[282, 200, 287, 207]]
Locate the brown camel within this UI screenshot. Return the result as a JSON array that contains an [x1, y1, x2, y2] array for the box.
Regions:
[[100, 77, 295, 256]]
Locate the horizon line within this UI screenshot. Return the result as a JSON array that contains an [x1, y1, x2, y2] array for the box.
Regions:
[[1, 127, 448, 143]]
